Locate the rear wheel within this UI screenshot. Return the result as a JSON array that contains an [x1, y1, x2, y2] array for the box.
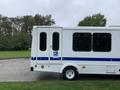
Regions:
[[63, 67, 78, 80]]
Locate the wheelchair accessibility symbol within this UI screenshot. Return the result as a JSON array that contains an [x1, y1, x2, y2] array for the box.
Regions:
[[53, 52, 58, 57]]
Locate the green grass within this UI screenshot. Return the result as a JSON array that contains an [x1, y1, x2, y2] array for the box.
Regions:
[[0, 80, 120, 90], [0, 51, 31, 59]]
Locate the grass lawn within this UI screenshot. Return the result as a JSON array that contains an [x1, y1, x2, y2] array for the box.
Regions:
[[0, 80, 120, 90], [0, 51, 31, 59]]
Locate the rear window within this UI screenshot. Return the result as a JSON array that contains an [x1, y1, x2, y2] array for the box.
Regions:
[[52, 32, 59, 51], [40, 32, 47, 51]]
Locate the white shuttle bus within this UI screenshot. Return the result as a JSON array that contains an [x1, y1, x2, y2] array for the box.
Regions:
[[31, 26, 120, 80]]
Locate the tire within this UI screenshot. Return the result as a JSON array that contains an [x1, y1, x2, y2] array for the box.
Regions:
[[62, 67, 78, 80]]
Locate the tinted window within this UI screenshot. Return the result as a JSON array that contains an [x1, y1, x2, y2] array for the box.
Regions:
[[73, 33, 91, 51], [52, 32, 59, 51], [93, 33, 111, 52], [40, 32, 47, 51]]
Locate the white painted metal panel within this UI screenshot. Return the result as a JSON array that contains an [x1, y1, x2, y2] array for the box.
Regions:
[[31, 26, 120, 75]]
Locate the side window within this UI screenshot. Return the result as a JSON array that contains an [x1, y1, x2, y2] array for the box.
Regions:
[[93, 33, 111, 52], [73, 33, 91, 51], [52, 32, 59, 51], [40, 32, 47, 51]]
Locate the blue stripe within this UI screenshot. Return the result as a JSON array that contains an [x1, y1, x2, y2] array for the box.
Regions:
[[32, 57, 61, 60], [31, 57, 120, 61], [112, 58, 120, 61], [63, 57, 111, 61], [63, 57, 120, 61], [37, 57, 48, 60], [31, 57, 36, 60], [50, 57, 61, 60]]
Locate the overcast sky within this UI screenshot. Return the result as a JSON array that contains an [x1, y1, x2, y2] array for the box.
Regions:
[[0, 0, 120, 26]]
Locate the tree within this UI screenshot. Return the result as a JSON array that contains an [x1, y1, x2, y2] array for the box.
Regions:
[[21, 14, 55, 33], [12, 32, 31, 50], [10, 16, 22, 35], [0, 14, 55, 51], [34, 14, 55, 26], [0, 16, 12, 36], [78, 13, 106, 26], [21, 15, 34, 33]]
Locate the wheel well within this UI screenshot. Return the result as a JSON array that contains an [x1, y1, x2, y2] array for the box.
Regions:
[[62, 66, 78, 73]]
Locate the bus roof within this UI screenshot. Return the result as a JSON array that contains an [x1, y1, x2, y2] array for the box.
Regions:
[[33, 26, 120, 31]]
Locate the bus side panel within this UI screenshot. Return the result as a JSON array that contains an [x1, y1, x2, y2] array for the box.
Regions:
[[62, 29, 120, 74]]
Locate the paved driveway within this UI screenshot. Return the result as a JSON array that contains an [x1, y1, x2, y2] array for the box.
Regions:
[[0, 59, 120, 81], [0, 59, 60, 82]]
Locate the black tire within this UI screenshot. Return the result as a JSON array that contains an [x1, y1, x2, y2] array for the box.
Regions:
[[62, 67, 78, 80]]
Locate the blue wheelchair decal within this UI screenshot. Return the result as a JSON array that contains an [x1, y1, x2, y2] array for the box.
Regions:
[[53, 52, 58, 57]]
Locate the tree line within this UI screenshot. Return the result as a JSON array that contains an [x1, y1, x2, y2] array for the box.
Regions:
[[0, 14, 55, 50], [0, 13, 106, 51]]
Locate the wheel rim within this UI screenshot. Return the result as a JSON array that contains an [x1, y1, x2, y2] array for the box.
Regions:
[[65, 69, 75, 79]]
